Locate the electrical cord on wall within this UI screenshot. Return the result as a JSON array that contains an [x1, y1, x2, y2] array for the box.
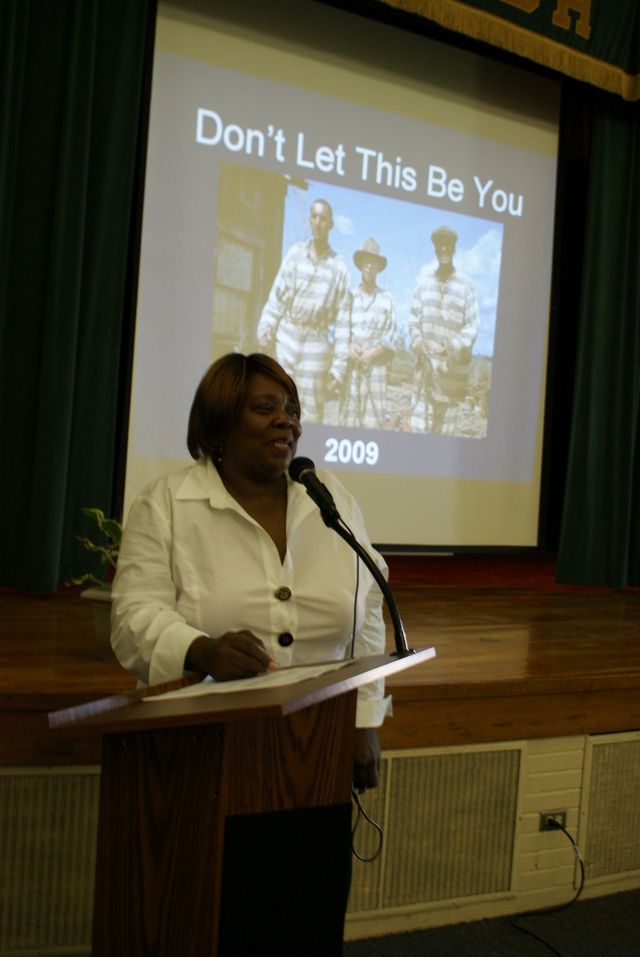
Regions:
[[351, 787, 383, 862], [510, 818, 585, 957]]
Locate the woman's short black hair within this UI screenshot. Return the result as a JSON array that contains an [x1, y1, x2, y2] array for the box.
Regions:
[[187, 353, 300, 459]]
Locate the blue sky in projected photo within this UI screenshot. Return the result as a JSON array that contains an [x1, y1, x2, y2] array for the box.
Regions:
[[283, 179, 503, 358]]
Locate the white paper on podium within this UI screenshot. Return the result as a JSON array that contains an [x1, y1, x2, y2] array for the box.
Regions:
[[143, 660, 352, 702]]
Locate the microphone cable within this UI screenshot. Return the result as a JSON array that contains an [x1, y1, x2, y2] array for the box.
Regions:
[[344, 517, 382, 862], [328, 509, 359, 660], [351, 786, 383, 862], [349, 550, 360, 659]]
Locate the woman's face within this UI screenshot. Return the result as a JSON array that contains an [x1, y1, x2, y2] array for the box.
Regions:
[[222, 372, 301, 481]]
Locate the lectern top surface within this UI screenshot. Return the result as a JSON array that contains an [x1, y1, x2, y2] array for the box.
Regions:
[[48, 648, 436, 736]]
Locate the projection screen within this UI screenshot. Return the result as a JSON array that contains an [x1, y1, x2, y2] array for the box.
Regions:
[[123, 0, 561, 549]]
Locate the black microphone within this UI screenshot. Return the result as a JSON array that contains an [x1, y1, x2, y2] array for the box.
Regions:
[[289, 457, 341, 524], [288, 456, 413, 655]]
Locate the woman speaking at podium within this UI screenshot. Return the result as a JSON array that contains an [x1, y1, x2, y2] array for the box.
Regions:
[[110, 352, 391, 793]]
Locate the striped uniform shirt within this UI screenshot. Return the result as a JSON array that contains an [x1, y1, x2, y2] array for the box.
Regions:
[[258, 240, 351, 423], [333, 285, 398, 429], [408, 267, 480, 402]]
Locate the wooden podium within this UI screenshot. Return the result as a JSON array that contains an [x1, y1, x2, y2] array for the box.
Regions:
[[49, 649, 434, 956]]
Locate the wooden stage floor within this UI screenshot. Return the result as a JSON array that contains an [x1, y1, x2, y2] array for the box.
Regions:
[[2, 552, 640, 764]]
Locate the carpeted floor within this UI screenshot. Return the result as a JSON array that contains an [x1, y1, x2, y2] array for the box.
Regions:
[[343, 888, 640, 956]]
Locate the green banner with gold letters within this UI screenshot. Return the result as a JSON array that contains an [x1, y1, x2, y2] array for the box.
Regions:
[[378, 0, 640, 99]]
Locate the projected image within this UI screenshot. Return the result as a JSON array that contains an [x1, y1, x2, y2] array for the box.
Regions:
[[211, 168, 501, 439], [127, 27, 559, 550]]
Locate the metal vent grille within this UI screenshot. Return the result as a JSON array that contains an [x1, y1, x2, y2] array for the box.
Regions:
[[584, 739, 640, 880], [349, 748, 519, 912], [0, 768, 99, 953]]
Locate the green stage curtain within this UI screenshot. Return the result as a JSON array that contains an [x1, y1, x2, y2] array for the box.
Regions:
[[556, 92, 640, 587], [0, 0, 156, 592]]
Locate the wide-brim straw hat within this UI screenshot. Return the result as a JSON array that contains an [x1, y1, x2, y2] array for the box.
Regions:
[[353, 237, 387, 271]]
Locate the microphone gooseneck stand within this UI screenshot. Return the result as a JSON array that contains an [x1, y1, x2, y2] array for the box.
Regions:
[[288, 455, 415, 656], [321, 510, 415, 657]]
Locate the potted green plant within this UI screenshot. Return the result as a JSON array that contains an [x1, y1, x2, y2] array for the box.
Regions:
[[68, 507, 123, 658]]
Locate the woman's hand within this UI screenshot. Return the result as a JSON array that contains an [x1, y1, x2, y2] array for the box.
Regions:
[[185, 631, 276, 681], [352, 727, 381, 792]]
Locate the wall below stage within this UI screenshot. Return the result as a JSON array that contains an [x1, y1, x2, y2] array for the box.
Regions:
[[2, 731, 640, 954], [346, 731, 640, 938]]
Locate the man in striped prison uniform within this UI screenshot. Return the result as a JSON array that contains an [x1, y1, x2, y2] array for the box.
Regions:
[[407, 225, 480, 434], [257, 199, 351, 424], [331, 237, 397, 430]]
